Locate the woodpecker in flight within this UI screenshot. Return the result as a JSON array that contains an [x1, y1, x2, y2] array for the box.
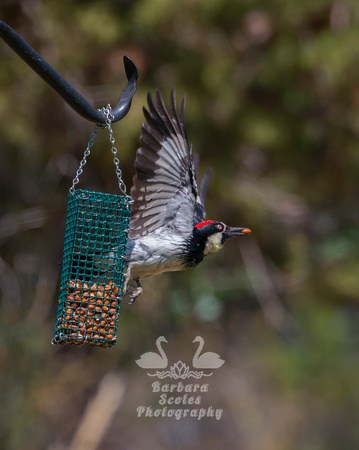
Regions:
[[121, 88, 251, 302]]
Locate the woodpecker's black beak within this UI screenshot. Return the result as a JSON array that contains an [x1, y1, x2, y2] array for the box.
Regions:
[[223, 227, 251, 241]]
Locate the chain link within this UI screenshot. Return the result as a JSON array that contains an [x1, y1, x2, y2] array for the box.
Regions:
[[70, 126, 98, 194], [69, 105, 127, 195], [102, 105, 127, 195]]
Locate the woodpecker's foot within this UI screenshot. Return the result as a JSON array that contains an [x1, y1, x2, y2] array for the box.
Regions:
[[127, 286, 143, 304], [123, 266, 131, 293], [123, 277, 143, 304]]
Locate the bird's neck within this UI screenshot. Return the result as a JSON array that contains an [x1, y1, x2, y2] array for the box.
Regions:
[[157, 339, 167, 359], [193, 338, 204, 360], [183, 229, 208, 268]]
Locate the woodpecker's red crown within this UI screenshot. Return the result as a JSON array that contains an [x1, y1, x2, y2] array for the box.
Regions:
[[194, 220, 216, 229]]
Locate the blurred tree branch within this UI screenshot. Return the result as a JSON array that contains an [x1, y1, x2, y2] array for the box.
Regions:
[[239, 238, 301, 339]]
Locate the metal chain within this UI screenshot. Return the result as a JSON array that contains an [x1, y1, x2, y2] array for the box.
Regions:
[[70, 126, 98, 194], [69, 105, 127, 195], [102, 105, 127, 195]]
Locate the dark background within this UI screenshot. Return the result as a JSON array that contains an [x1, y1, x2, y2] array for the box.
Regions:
[[1, 1, 359, 449]]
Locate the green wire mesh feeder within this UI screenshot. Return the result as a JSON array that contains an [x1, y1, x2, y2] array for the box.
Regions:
[[52, 107, 131, 348]]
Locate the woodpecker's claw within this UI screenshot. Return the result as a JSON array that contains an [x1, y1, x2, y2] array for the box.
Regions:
[[122, 277, 143, 304]]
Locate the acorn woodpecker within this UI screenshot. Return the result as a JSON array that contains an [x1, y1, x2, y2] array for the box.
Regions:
[[121, 88, 251, 302]]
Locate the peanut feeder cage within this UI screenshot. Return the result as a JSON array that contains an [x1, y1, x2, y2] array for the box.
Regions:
[[52, 107, 133, 348], [53, 189, 131, 347], [0, 21, 139, 348]]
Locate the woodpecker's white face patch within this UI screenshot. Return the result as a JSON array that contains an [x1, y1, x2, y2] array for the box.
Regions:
[[203, 232, 224, 255]]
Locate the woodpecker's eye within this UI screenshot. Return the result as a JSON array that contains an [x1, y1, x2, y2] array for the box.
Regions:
[[215, 223, 224, 231]]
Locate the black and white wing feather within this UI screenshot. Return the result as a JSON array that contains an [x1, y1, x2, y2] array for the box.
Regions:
[[130, 88, 211, 238]]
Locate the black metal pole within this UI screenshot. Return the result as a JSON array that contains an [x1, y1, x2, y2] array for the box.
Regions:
[[0, 21, 138, 124]]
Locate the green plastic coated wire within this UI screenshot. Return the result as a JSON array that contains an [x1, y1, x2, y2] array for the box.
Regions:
[[52, 106, 131, 347], [52, 190, 131, 347]]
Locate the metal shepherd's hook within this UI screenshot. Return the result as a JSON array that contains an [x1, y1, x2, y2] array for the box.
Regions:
[[0, 20, 139, 124]]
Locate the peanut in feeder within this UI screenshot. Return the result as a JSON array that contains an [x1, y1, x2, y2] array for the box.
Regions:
[[52, 107, 131, 348]]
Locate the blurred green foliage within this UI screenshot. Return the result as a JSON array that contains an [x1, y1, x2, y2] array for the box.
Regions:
[[1, 0, 359, 449]]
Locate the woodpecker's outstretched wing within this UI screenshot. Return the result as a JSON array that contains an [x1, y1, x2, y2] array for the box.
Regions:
[[130, 88, 211, 238]]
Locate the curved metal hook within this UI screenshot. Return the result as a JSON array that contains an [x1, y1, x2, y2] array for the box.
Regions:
[[0, 21, 138, 124]]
